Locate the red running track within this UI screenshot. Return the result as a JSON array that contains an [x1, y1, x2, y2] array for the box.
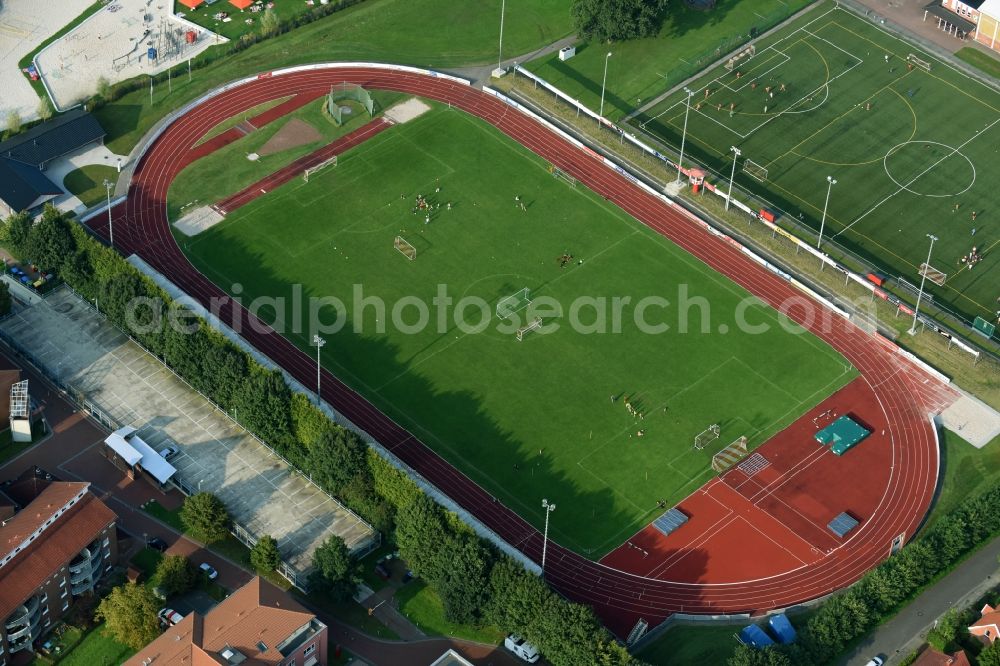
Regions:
[[89, 65, 939, 638]]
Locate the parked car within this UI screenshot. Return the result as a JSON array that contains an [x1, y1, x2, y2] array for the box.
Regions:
[[148, 537, 168, 552], [159, 445, 179, 459], [199, 562, 219, 580], [864, 658, 884, 666], [504, 635, 540, 664], [158, 608, 184, 626]]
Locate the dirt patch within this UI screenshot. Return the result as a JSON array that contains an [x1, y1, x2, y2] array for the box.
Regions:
[[258, 118, 323, 157], [384, 97, 431, 124], [173, 206, 224, 237]]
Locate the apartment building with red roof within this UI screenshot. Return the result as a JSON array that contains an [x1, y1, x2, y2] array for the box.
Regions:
[[126, 577, 327, 666], [0, 479, 118, 663]]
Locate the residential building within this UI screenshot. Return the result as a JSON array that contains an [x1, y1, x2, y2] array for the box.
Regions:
[[0, 478, 118, 662], [0, 109, 106, 216], [125, 577, 327, 666], [911, 645, 971, 665], [969, 603, 1000, 643]]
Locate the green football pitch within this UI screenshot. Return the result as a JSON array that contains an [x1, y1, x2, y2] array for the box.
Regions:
[[632, 1, 1000, 324], [181, 103, 855, 557]]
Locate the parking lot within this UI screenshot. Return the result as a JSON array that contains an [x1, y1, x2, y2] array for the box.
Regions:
[[0, 286, 376, 582]]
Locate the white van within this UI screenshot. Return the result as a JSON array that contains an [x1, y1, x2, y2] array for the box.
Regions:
[[504, 634, 540, 663]]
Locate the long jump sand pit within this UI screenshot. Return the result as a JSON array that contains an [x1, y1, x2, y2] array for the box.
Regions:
[[174, 205, 224, 237], [384, 97, 431, 124]]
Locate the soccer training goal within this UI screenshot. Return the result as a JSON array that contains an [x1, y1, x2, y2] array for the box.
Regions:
[[516, 317, 543, 342], [496, 287, 532, 320], [303, 155, 337, 182], [712, 436, 748, 472], [550, 165, 578, 188], [724, 44, 756, 71], [742, 159, 768, 183], [906, 53, 931, 71], [394, 235, 416, 260], [694, 424, 721, 450], [919, 263, 946, 286]]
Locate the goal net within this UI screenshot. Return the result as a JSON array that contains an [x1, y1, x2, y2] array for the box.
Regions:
[[496, 288, 532, 320], [516, 317, 543, 342], [742, 159, 768, 182], [724, 44, 756, 71], [394, 235, 416, 260], [303, 155, 337, 182], [550, 165, 577, 188], [694, 424, 721, 450], [906, 53, 931, 71], [712, 436, 748, 472], [919, 262, 946, 286]]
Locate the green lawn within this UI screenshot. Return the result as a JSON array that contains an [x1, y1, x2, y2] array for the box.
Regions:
[[955, 46, 1000, 80], [62, 166, 119, 209], [396, 580, 504, 644], [130, 547, 164, 578], [168, 90, 402, 220], [637, 622, 740, 665], [96, 0, 572, 155], [524, 0, 811, 122], [181, 103, 853, 556], [631, 2, 1000, 326], [0, 427, 31, 465], [927, 430, 1000, 527], [53, 624, 134, 666]]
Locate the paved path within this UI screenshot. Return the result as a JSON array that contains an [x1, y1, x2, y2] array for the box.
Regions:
[[841, 535, 1000, 665], [448, 35, 577, 88]]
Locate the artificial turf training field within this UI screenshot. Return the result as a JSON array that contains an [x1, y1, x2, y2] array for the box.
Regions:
[[181, 102, 855, 557], [632, 1, 1000, 324]]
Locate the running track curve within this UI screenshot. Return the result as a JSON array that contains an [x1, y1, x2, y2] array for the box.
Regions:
[[93, 65, 938, 637]]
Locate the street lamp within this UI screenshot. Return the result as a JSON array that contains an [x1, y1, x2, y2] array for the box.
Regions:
[[313, 335, 325, 402], [910, 234, 938, 335], [496, 0, 506, 73], [599, 52, 613, 119], [541, 498, 556, 576], [676, 87, 694, 183], [103, 179, 114, 248], [816, 176, 837, 249], [726, 146, 741, 210]]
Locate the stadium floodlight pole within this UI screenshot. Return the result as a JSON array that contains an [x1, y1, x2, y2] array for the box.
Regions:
[[599, 52, 613, 119], [676, 87, 694, 183], [496, 0, 506, 72], [149, 76, 153, 106], [816, 176, 837, 249], [313, 335, 325, 402], [103, 179, 114, 248], [541, 498, 556, 576], [909, 234, 938, 335], [726, 146, 741, 210]]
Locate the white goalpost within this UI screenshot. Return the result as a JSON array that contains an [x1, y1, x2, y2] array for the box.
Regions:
[[906, 53, 931, 71], [394, 235, 416, 260], [694, 424, 721, 450], [516, 317, 543, 342], [550, 165, 578, 188], [303, 155, 338, 182], [742, 159, 768, 183], [496, 287, 532, 320]]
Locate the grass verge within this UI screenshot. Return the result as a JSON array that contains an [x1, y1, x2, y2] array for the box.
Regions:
[[395, 580, 503, 644], [62, 166, 119, 209]]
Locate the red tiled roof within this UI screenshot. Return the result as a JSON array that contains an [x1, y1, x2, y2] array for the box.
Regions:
[[126, 578, 319, 665], [0, 484, 115, 620], [912, 647, 971, 666]]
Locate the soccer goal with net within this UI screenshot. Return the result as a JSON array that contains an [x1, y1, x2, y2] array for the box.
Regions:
[[906, 53, 931, 71], [724, 44, 756, 71], [303, 155, 337, 182], [516, 317, 543, 342], [496, 288, 532, 320], [550, 165, 578, 188], [742, 159, 768, 182], [394, 235, 416, 260], [694, 424, 721, 450]]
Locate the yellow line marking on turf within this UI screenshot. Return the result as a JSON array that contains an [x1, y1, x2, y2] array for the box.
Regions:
[[792, 87, 917, 166]]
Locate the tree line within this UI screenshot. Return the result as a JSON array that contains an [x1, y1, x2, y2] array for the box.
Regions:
[[728, 481, 1000, 665], [0, 206, 640, 665]]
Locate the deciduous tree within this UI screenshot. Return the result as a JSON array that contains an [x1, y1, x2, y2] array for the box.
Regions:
[[571, 0, 668, 43], [95, 583, 161, 650], [181, 492, 231, 543], [251, 534, 281, 573]]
